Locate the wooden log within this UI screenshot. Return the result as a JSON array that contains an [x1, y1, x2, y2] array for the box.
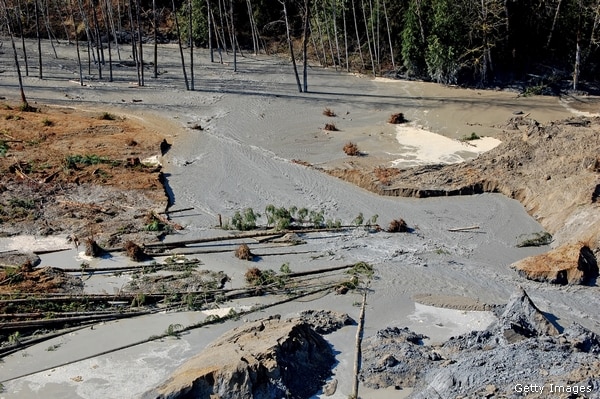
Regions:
[[447, 225, 480, 232], [352, 290, 367, 399]]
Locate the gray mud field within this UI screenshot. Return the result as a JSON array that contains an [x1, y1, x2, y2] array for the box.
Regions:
[[1, 39, 599, 399]]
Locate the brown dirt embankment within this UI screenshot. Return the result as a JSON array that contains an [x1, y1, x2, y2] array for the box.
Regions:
[[0, 102, 170, 248], [324, 115, 600, 284]]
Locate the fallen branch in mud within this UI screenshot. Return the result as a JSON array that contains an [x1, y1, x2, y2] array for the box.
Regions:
[[352, 290, 368, 399], [138, 226, 357, 251], [447, 225, 480, 232], [0, 284, 339, 384]]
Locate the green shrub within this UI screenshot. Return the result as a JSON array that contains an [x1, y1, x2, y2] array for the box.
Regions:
[[461, 132, 480, 141]]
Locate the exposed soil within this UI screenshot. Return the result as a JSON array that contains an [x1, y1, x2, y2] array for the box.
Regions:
[[0, 101, 170, 250]]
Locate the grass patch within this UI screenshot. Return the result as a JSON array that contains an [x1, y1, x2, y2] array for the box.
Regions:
[[343, 142, 360, 156], [41, 117, 54, 127], [164, 323, 184, 338], [63, 154, 119, 170], [0, 140, 9, 157]]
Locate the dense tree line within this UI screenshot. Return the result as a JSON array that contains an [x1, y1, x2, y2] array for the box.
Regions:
[[2, 0, 599, 90]]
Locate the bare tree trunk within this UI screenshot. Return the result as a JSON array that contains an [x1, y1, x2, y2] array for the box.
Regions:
[[361, 0, 375, 75], [105, 0, 121, 60], [351, 0, 365, 70], [101, 0, 113, 81], [207, 0, 214, 62], [280, 0, 302, 92], [189, 0, 194, 89], [41, 0, 58, 57], [332, 0, 342, 67], [128, 0, 139, 84], [91, 0, 103, 79], [15, 0, 29, 76], [153, 0, 158, 77], [230, 0, 236, 71], [313, 14, 328, 66], [172, 0, 189, 89], [136, 0, 144, 86], [343, 4, 349, 71], [369, 0, 378, 72], [573, 32, 581, 90], [309, 23, 322, 66], [217, 0, 228, 53], [2, 0, 30, 109], [382, 0, 394, 70], [77, 0, 96, 68], [351, 290, 367, 399], [34, 0, 43, 78], [246, 0, 258, 55], [322, 2, 337, 70], [302, 0, 311, 92], [54, 0, 71, 43], [68, 0, 84, 85], [547, 0, 563, 48], [210, 8, 224, 63]]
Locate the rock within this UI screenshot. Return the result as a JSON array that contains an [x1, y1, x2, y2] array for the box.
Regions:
[[360, 327, 430, 389], [323, 378, 338, 396], [297, 309, 355, 334], [408, 289, 600, 398], [512, 243, 598, 285], [494, 287, 559, 342], [143, 317, 335, 399]]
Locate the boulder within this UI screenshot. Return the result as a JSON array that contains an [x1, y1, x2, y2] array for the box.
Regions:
[[142, 317, 335, 399], [511, 243, 598, 285]]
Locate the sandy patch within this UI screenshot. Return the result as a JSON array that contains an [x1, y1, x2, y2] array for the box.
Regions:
[[390, 124, 501, 167]]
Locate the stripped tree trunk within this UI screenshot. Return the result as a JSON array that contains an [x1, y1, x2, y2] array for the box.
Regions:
[[189, 0, 194, 89], [332, 0, 341, 67], [128, 0, 139, 84], [1, 0, 30, 109], [172, 0, 189, 89], [41, 0, 58, 57], [230, 0, 237, 71], [280, 0, 302, 92], [153, 0, 158, 77], [100, 0, 113, 81], [361, 0, 375, 75], [382, 0, 394, 70], [136, 0, 144, 86], [34, 0, 43, 78], [343, 4, 349, 71], [351, 0, 365, 70], [207, 0, 214, 62], [15, 0, 29, 76], [302, 0, 311, 92], [68, 0, 84, 85], [574, 32, 581, 90], [313, 14, 328, 66], [91, 0, 103, 79]]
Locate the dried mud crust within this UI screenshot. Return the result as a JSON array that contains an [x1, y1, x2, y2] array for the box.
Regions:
[[0, 102, 169, 247]]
